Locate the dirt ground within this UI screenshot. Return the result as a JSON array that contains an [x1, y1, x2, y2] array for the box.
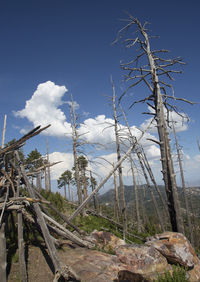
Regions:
[[8, 244, 55, 282]]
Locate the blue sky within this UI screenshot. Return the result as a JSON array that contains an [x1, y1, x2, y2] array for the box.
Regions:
[[0, 0, 200, 193]]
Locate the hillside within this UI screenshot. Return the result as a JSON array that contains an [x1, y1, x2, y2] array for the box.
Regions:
[[98, 185, 200, 217]]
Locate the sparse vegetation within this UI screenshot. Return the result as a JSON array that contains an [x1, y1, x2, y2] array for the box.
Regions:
[[155, 265, 188, 282]]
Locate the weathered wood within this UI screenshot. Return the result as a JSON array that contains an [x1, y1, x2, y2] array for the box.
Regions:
[[137, 151, 165, 232], [15, 151, 63, 276], [130, 158, 142, 233], [0, 221, 6, 282], [42, 212, 93, 248], [1, 114, 7, 149], [111, 77, 127, 239], [173, 122, 193, 243], [33, 188, 83, 234], [17, 212, 27, 282], [0, 124, 51, 157], [16, 176, 27, 282]]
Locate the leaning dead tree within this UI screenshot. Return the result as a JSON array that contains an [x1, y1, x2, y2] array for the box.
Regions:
[[115, 14, 194, 233], [172, 121, 193, 244], [111, 78, 127, 239], [0, 125, 94, 282]]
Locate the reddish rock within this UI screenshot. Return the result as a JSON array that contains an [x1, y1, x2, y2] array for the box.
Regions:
[[86, 230, 126, 252], [115, 244, 171, 281], [145, 232, 196, 268]]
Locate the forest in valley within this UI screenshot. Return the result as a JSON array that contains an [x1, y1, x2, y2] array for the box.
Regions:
[[0, 13, 200, 282]]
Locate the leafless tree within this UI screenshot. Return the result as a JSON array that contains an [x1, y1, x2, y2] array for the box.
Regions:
[[69, 95, 82, 207], [172, 121, 193, 243], [111, 78, 127, 239], [114, 14, 194, 233]]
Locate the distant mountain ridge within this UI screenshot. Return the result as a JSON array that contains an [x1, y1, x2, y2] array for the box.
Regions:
[[98, 185, 200, 216]]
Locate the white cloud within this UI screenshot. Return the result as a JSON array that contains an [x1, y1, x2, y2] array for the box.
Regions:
[[140, 106, 189, 133], [14, 81, 72, 137], [49, 151, 74, 180]]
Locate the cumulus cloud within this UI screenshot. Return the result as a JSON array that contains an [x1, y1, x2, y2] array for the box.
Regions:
[[14, 81, 72, 137], [77, 114, 158, 152], [49, 151, 74, 180]]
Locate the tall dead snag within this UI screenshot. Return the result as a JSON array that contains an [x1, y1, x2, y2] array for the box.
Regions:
[[115, 14, 194, 233], [137, 150, 165, 231], [69, 95, 82, 207], [130, 157, 142, 233], [46, 137, 51, 191], [172, 121, 193, 243], [113, 167, 120, 222], [111, 78, 127, 239]]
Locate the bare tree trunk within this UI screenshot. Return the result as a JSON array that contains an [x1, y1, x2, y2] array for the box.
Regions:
[[118, 15, 185, 234], [36, 171, 42, 192], [44, 166, 49, 191], [82, 170, 88, 208], [68, 183, 71, 201], [113, 168, 120, 222], [17, 176, 27, 282], [90, 171, 99, 213], [130, 158, 142, 233], [141, 147, 169, 215], [137, 151, 165, 232], [173, 122, 193, 242], [0, 221, 6, 282], [69, 95, 82, 207], [111, 78, 127, 239], [15, 152, 63, 277], [46, 138, 51, 191], [1, 114, 7, 149]]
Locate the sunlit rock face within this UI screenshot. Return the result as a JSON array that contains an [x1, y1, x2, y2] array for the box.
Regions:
[[145, 231, 200, 281]]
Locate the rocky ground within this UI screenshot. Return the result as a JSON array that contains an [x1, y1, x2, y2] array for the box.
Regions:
[[8, 231, 200, 281]]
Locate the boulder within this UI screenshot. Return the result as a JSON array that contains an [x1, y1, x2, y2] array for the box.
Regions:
[[86, 230, 126, 252], [145, 232, 197, 268], [115, 244, 171, 281]]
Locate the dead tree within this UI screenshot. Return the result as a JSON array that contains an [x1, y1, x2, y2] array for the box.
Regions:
[[111, 78, 127, 239], [172, 121, 193, 243], [115, 14, 194, 233], [69, 95, 82, 207], [69, 121, 152, 221], [129, 157, 142, 233], [113, 166, 120, 222]]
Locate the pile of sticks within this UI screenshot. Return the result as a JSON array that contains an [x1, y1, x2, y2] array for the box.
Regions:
[[0, 125, 91, 282]]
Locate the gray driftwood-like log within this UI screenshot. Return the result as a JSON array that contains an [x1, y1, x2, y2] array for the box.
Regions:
[[0, 221, 6, 282], [33, 188, 83, 235]]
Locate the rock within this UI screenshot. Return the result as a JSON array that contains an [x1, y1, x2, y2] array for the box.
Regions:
[[86, 230, 126, 252], [58, 246, 123, 281], [145, 231, 196, 268], [115, 244, 171, 281]]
